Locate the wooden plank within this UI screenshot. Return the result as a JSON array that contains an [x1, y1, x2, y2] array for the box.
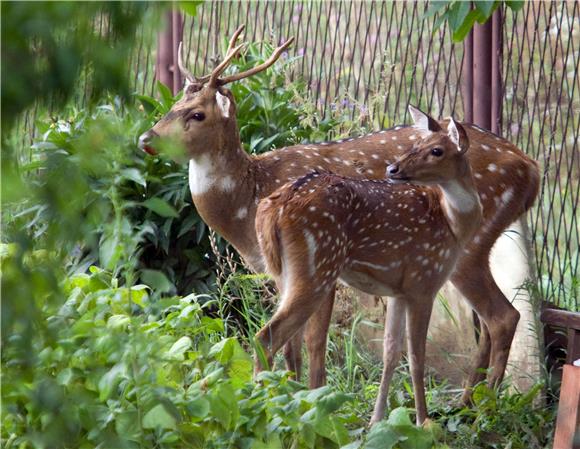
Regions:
[[541, 309, 580, 331], [567, 329, 580, 365], [553, 364, 580, 449]]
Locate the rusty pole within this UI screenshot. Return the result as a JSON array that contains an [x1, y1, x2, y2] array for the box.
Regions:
[[473, 17, 493, 130], [171, 10, 184, 92], [462, 31, 474, 123], [462, 6, 503, 135], [156, 10, 184, 95], [491, 8, 503, 135]]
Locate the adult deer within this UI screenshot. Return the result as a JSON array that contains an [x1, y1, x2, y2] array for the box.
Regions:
[[138, 26, 540, 402], [255, 115, 482, 425]]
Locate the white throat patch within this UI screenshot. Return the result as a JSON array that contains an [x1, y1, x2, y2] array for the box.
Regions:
[[215, 91, 230, 118], [189, 155, 216, 196]]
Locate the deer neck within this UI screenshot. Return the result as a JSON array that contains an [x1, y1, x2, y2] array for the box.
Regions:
[[188, 140, 262, 269], [438, 172, 482, 243]]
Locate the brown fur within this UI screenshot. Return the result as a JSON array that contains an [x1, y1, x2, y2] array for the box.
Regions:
[[140, 84, 540, 402], [254, 123, 483, 424]]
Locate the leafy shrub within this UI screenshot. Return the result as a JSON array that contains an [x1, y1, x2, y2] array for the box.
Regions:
[[1, 262, 357, 449]]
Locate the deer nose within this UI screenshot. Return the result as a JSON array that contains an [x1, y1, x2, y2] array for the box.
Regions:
[[387, 163, 400, 176], [138, 130, 158, 155]]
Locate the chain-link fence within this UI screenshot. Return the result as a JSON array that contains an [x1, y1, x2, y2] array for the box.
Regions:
[[502, 1, 578, 308], [18, 1, 580, 310]]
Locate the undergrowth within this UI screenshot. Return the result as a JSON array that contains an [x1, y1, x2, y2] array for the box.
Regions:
[[2, 43, 557, 448]]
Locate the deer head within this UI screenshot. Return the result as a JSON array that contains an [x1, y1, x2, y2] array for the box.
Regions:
[[387, 106, 470, 185], [138, 25, 294, 161]]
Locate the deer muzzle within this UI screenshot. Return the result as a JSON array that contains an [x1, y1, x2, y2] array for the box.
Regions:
[[138, 130, 158, 155]]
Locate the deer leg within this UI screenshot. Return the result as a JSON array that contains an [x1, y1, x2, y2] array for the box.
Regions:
[[370, 297, 406, 425], [283, 326, 305, 381], [405, 297, 434, 426], [254, 280, 337, 376], [461, 322, 491, 404], [451, 252, 520, 402], [304, 288, 336, 389]]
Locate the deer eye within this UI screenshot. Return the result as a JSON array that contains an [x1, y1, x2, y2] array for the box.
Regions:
[[431, 147, 444, 157], [188, 112, 205, 122]]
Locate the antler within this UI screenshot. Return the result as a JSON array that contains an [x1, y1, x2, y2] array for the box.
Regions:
[[177, 42, 195, 84], [177, 25, 246, 86], [177, 25, 294, 89], [216, 36, 295, 86], [207, 43, 246, 87]]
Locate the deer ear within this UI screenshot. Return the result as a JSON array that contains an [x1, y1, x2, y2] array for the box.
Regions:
[[448, 118, 469, 153], [215, 91, 231, 118], [408, 105, 441, 132]]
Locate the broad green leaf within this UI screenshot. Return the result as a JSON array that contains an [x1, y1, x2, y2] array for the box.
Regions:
[[98, 363, 126, 401], [142, 404, 177, 430], [179, 1, 204, 16], [166, 336, 192, 360], [386, 408, 433, 449], [187, 397, 210, 420], [156, 80, 175, 110], [364, 421, 399, 449], [506, 0, 525, 11], [142, 197, 179, 218], [136, 94, 163, 114], [141, 269, 174, 293], [423, 0, 451, 19], [447, 1, 471, 31], [452, 10, 480, 41], [209, 337, 235, 363], [120, 168, 146, 187], [115, 411, 141, 441], [107, 314, 130, 330], [474, 0, 498, 19]]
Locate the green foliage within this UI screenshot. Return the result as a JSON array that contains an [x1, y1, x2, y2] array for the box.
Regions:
[[2, 25, 556, 449], [1, 2, 147, 134], [364, 408, 436, 449], [425, 1, 525, 42], [433, 383, 555, 448], [1, 264, 357, 449]]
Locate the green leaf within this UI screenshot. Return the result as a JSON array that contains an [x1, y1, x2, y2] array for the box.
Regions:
[[166, 336, 192, 360], [364, 421, 399, 449], [98, 363, 126, 401], [142, 197, 179, 218], [107, 314, 130, 330], [179, 1, 204, 16], [386, 408, 433, 449], [129, 284, 149, 307], [136, 94, 163, 114], [423, 0, 451, 19], [115, 411, 141, 441], [156, 80, 175, 109], [142, 404, 177, 430], [447, 1, 471, 31], [140, 269, 174, 293], [474, 1, 498, 19], [506, 0, 525, 12], [121, 168, 146, 187], [452, 9, 480, 42], [209, 337, 235, 363], [187, 397, 210, 420]]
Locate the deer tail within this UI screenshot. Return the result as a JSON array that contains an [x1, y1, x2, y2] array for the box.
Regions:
[[256, 196, 284, 278], [524, 159, 541, 213]]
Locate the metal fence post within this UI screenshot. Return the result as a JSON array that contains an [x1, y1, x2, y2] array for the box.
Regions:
[[462, 7, 503, 134], [156, 10, 184, 95]]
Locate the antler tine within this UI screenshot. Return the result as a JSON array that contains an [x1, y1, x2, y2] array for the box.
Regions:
[[195, 25, 246, 85], [226, 24, 246, 57], [207, 43, 246, 87], [177, 42, 195, 84], [217, 36, 295, 86]]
